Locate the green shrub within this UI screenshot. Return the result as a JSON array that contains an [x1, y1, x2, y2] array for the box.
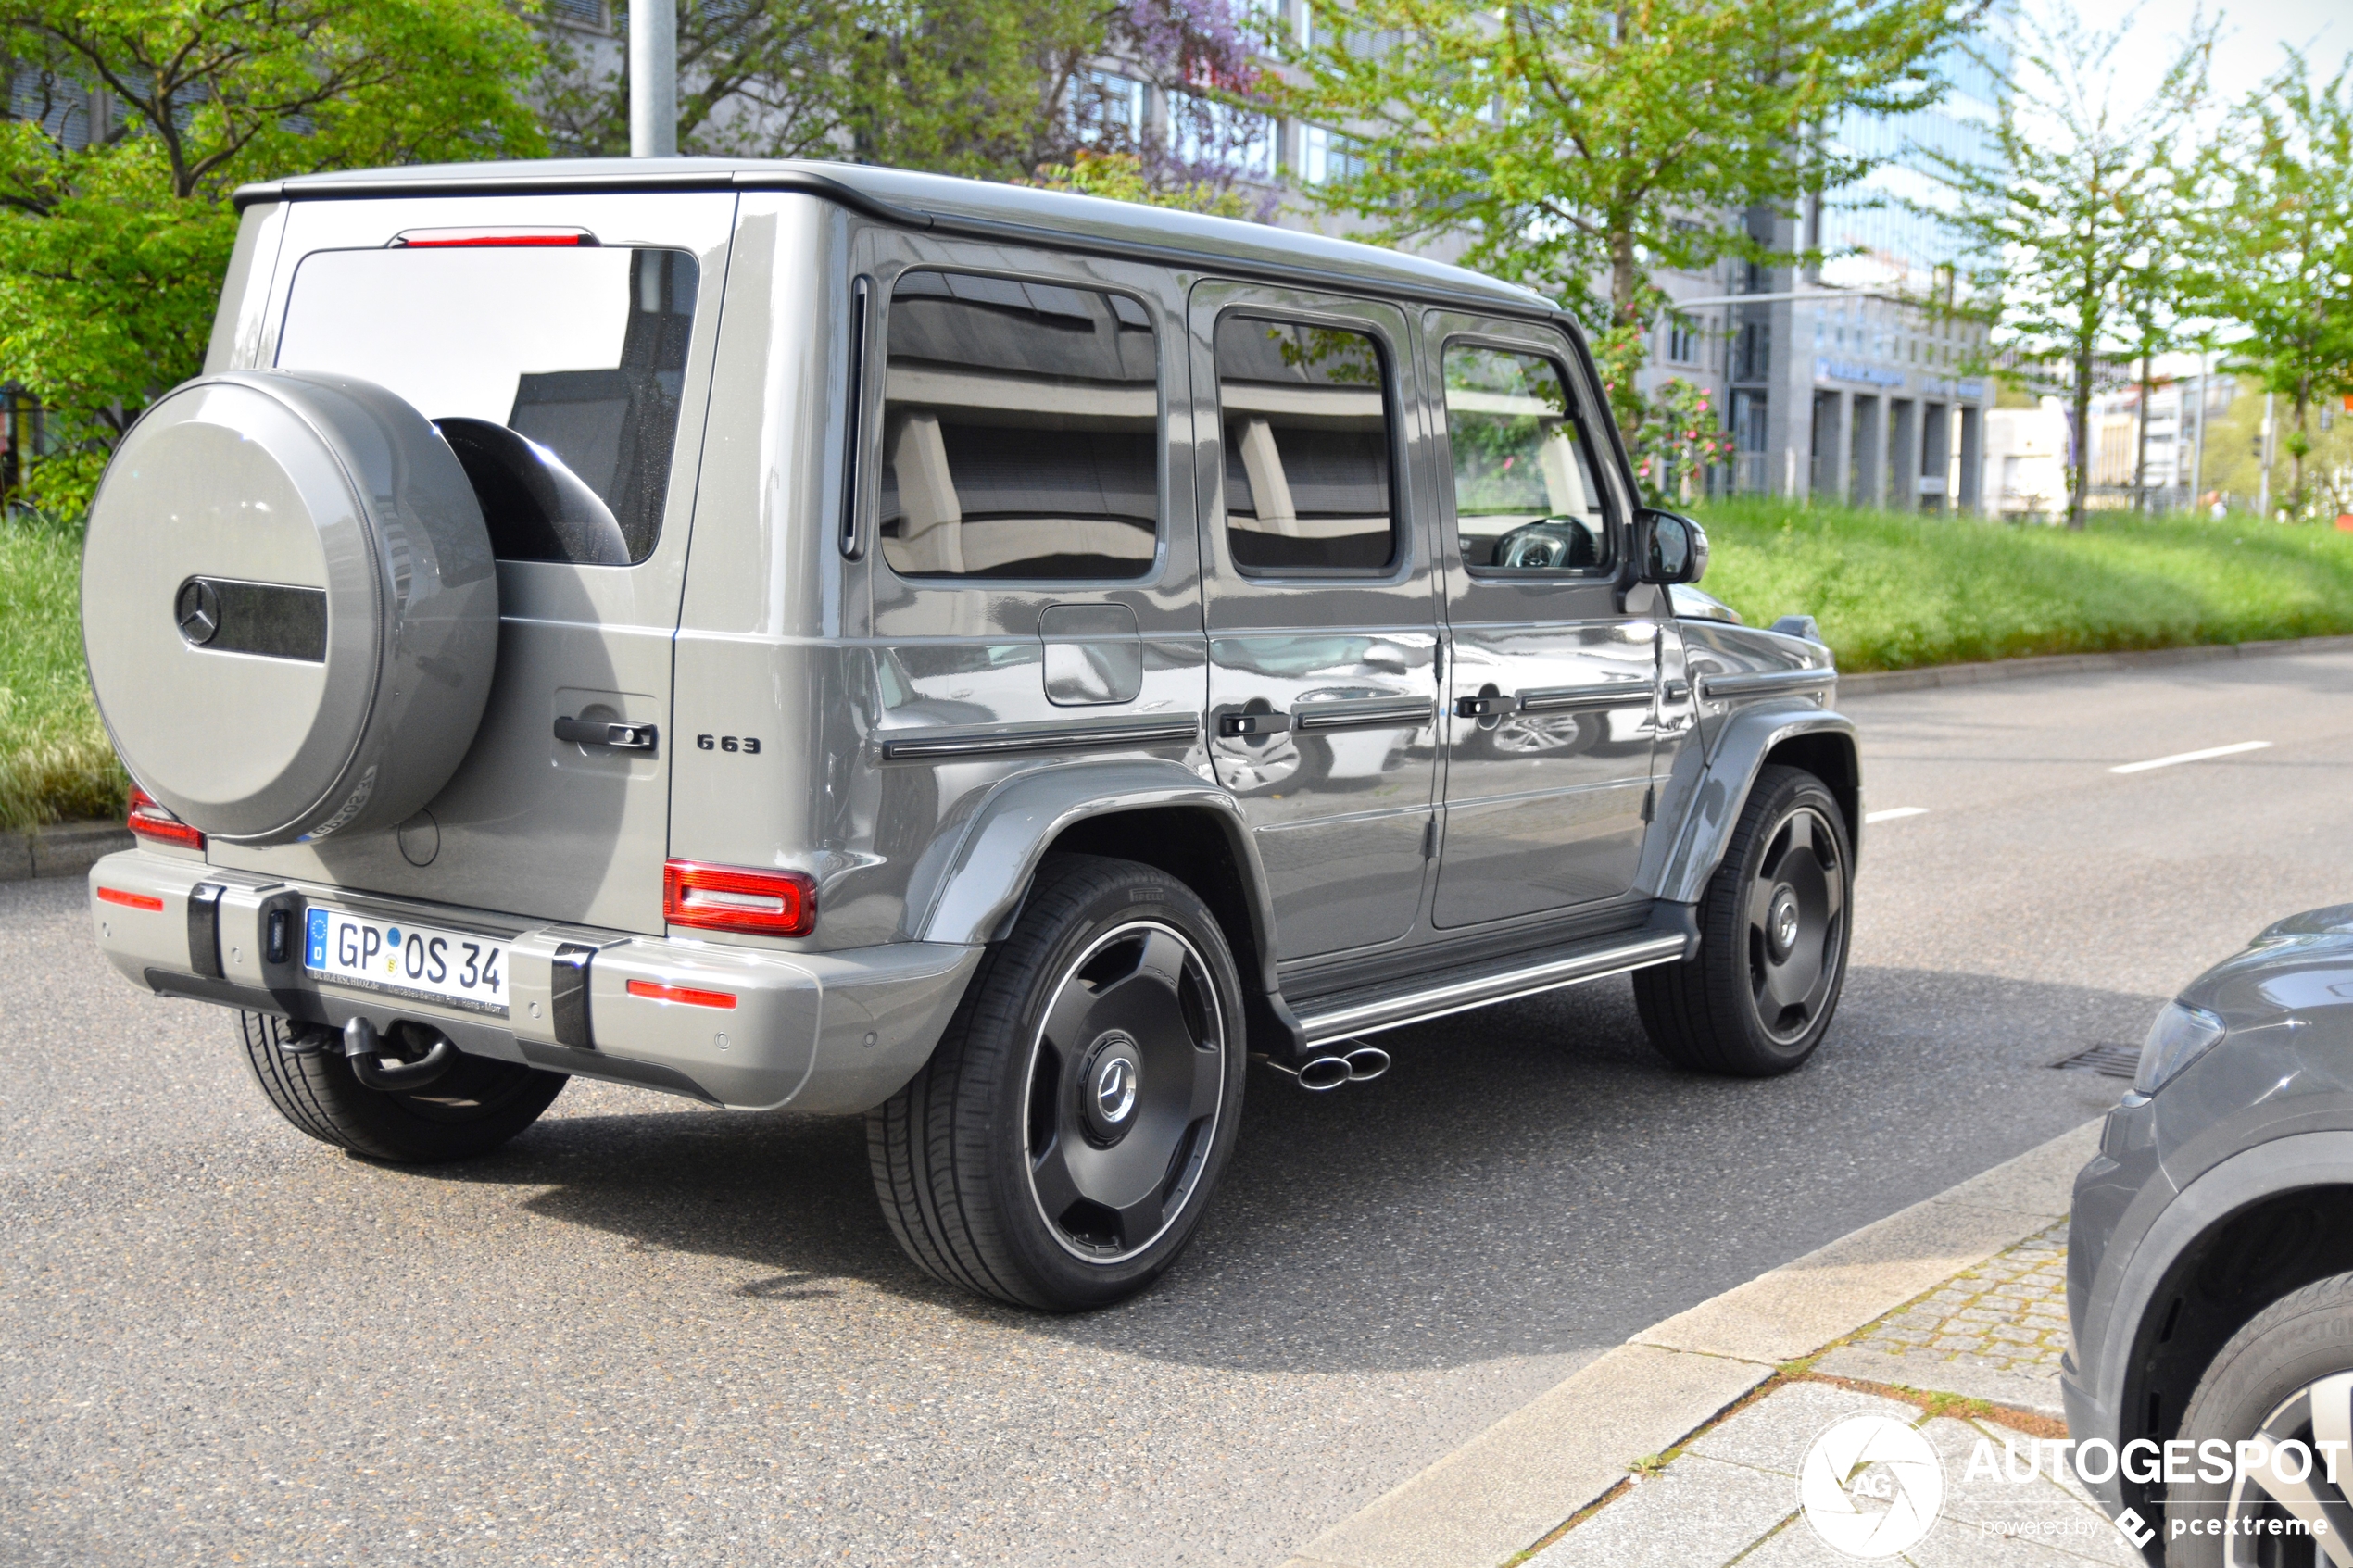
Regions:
[[0, 511, 123, 831], [1691, 500, 2353, 673]]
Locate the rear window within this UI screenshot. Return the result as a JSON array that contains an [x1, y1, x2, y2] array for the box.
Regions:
[[877, 270, 1161, 581], [276, 245, 698, 565], [1214, 315, 1397, 573]]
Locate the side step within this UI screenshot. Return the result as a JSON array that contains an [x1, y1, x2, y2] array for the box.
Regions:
[[1291, 929, 1692, 1046]]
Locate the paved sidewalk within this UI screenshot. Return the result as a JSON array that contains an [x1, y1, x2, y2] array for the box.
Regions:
[[1815, 1220, 2072, 1417], [1522, 1223, 2133, 1566]]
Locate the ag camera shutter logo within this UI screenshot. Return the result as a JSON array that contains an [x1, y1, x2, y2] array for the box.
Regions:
[[1799, 1415, 1944, 1557]]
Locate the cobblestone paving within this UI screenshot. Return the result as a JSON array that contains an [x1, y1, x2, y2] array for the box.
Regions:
[[1847, 1220, 2071, 1375]]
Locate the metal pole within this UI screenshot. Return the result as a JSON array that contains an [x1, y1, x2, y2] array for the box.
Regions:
[[630, 0, 676, 158], [2189, 356, 2207, 515], [2258, 390, 2274, 518]]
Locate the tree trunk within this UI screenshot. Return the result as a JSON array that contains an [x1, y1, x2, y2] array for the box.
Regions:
[[2133, 354, 2153, 513], [2070, 344, 2093, 531]]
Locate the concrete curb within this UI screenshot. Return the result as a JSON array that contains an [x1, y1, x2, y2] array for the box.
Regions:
[[1836, 632, 2353, 697], [0, 820, 132, 884], [1276, 1118, 2104, 1568]]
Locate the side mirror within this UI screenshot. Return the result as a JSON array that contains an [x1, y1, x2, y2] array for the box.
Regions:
[[1636, 509, 1709, 585]]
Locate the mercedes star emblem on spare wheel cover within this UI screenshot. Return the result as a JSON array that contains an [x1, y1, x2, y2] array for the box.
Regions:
[[175, 579, 221, 646]]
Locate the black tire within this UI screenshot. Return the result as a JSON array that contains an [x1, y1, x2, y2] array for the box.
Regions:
[[866, 854, 1247, 1311], [1634, 763, 1853, 1076], [2165, 1271, 2353, 1568], [238, 1012, 567, 1163]]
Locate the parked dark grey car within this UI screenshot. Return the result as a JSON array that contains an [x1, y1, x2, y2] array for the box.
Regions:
[[80, 158, 1858, 1311], [2068, 906, 2353, 1564]]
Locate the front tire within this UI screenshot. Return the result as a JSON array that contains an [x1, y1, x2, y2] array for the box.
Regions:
[[1634, 763, 1853, 1076], [2166, 1272, 2353, 1567], [867, 854, 1247, 1311], [239, 1012, 567, 1163]]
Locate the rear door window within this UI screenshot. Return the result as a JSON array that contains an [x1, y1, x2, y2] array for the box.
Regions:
[[1214, 315, 1396, 573], [276, 244, 698, 565], [878, 270, 1160, 581]]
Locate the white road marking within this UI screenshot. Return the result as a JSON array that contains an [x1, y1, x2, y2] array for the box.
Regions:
[[1864, 807, 1929, 823], [2110, 740, 2271, 774]]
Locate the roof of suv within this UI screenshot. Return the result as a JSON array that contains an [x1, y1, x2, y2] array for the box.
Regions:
[[234, 157, 1560, 320]]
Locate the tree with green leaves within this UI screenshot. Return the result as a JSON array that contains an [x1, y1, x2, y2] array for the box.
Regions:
[[540, 0, 1101, 175], [0, 0, 546, 512], [1270, 0, 1969, 443], [1917, 8, 2211, 528], [2188, 51, 2353, 517], [543, 0, 1265, 195]]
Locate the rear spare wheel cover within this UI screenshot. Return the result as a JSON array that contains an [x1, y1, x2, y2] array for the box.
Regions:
[[82, 371, 498, 845]]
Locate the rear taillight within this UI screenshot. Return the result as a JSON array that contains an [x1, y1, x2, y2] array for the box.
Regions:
[[127, 788, 204, 850], [663, 860, 816, 937]]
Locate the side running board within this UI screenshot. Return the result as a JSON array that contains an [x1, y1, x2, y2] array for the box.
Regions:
[[1291, 929, 1692, 1046]]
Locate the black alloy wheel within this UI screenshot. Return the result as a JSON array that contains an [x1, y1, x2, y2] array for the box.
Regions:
[[868, 854, 1248, 1311], [1634, 764, 1854, 1076], [1745, 801, 1846, 1046], [1024, 921, 1227, 1262]]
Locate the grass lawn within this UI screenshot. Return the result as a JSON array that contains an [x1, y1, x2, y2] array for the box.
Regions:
[[7, 501, 2353, 828], [1, 512, 122, 831], [1691, 499, 2353, 673]]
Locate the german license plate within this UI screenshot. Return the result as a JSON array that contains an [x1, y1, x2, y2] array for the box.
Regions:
[[304, 907, 510, 1016]]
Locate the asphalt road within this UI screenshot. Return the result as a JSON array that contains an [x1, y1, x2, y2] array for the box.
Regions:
[[8, 650, 2353, 1566]]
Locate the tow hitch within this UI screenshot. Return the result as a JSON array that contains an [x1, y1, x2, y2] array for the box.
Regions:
[[281, 1017, 458, 1092]]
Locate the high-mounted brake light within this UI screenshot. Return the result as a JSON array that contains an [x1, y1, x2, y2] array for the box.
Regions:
[[95, 886, 165, 912], [127, 788, 205, 850], [389, 227, 598, 249], [627, 978, 738, 1010], [663, 860, 816, 937]]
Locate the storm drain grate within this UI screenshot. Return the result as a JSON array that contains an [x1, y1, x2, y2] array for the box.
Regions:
[[2055, 1042, 2142, 1079]]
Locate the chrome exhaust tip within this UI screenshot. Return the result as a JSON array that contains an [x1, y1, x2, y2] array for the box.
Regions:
[[1342, 1045, 1390, 1083], [1266, 1054, 1354, 1091]]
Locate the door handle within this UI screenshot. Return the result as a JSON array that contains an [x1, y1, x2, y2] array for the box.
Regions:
[[1217, 710, 1292, 738], [1453, 694, 1512, 719], [555, 716, 659, 751]]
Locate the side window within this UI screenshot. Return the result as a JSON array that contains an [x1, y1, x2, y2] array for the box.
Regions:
[[878, 271, 1159, 581], [1214, 314, 1396, 572], [1442, 344, 1613, 575]]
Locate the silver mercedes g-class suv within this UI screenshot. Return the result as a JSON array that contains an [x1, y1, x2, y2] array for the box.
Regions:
[[80, 158, 1857, 1311]]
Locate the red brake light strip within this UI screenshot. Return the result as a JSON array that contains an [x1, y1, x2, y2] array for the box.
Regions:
[[96, 887, 164, 911], [391, 228, 598, 248]]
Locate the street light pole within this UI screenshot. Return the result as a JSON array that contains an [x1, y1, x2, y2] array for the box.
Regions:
[[2258, 390, 2274, 518], [630, 0, 676, 158], [2188, 354, 2207, 515]]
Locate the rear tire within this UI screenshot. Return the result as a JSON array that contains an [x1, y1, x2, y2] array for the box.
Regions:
[[239, 1012, 567, 1163], [1634, 764, 1853, 1076], [867, 855, 1247, 1311]]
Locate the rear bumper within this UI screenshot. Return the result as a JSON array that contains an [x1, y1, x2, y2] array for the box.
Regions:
[[87, 849, 981, 1113]]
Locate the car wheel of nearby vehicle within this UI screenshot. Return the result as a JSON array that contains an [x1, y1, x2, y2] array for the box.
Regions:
[[1634, 763, 1853, 1077], [238, 1012, 568, 1163], [866, 854, 1248, 1311], [2166, 1271, 2353, 1568]]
